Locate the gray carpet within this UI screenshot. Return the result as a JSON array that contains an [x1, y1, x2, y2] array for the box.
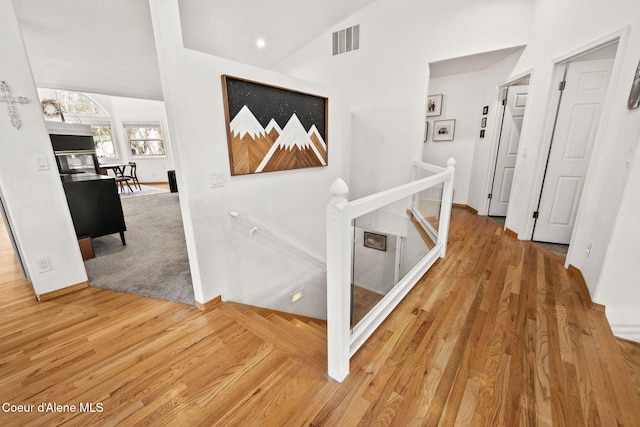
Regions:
[[84, 191, 194, 305]]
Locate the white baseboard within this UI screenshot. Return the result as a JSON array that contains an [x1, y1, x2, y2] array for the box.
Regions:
[[611, 324, 640, 343]]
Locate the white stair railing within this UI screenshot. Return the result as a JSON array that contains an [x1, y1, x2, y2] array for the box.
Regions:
[[326, 158, 455, 381]]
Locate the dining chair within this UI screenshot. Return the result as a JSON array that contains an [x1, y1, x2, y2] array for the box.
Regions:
[[115, 176, 133, 194], [124, 162, 141, 190]]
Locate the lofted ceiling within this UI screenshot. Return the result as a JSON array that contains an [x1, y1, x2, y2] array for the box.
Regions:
[[428, 46, 526, 79], [12, 0, 376, 100], [178, 0, 376, 68]]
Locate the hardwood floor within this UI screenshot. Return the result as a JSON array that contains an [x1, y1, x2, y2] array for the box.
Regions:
[[1, 207, 639, 425], [352, 285, 383, 327]]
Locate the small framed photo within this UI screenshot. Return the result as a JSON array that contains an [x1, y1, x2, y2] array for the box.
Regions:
[[482, 105, 489, 115], [433, 119, 455, 141], [481, 117, 487, 128], [426, 94, 443, 117], [424, 121, 429, 142], [480, 129, 486, 138], [364, 231, 387, 251]]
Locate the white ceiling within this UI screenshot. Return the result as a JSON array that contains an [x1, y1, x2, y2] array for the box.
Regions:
[[12, 0, 376, 100], [429, 46, 526, 79], [179, 0, 376, 68]]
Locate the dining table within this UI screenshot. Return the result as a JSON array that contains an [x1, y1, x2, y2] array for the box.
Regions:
[[99, 163, 128, 177], [98, 163, 136, 194]]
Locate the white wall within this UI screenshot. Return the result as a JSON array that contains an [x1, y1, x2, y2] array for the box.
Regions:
[[149, 0, 348, 317], [105, 95, 175, 183], [275, 0, 534, 200], [275, 0, 640, 339], [595, 134, 640, 341], [0, 0, 87, 297], [422, 73, 484, 205], [423, 50, 523, 207], [501, 0, 640, 339]]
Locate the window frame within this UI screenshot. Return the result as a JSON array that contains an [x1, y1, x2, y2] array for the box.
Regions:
[[124, 122, 167, 158], [89, 120, 119, 159]]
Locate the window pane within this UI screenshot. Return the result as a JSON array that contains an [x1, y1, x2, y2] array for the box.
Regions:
[[126, 125, 166, 156], [91, 125, 117, 158], [55, 90, 106, 116]]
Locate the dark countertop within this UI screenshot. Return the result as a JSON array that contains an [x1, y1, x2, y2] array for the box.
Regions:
[[60, 173, 115, 183]]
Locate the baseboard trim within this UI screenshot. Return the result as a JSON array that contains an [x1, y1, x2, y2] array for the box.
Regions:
[[505, 228, 518, 239], [194, 295, 222, 311], [567, 265, 606, 312], [38, 281, 89, 301], [452, 203, 478, 215], [615, 334, 640, 347]]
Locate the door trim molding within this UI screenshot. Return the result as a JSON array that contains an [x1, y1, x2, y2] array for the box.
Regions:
[[551, 27, 629, 65], [480, 70, 533, 216], [523, 26, 630, 248]]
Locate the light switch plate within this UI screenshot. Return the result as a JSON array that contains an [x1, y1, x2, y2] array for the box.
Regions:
[[210, 171, 226, 188], [35, 155, 49, 171]]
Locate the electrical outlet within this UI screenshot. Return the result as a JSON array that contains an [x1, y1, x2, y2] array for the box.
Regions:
[[586, 242, 592, 257], [37, 257, 52, 273], [291, 289, 303, 303]]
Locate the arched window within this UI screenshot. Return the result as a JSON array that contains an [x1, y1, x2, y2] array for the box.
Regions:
[[39, 89, 117, 158], [54, 90, 107, 116]]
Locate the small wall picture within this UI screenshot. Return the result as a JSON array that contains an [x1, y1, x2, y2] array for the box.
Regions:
[[364, 231, 387, 251], [480, 129, 485, 138], [628, 59, 640, 110], [424, 120, 429, 142], [482, 105, 489, 115], [433, 119, 455, 141], [481, 117, 487, 128], [426, 94, 443, 117]]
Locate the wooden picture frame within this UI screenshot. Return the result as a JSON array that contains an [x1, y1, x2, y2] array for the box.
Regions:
[[424, 120, 429, 142], [433, 119, 455, 142], [221, 75, 328, 176], [426, 94, 443, 117], [363, 231, 387, 251]]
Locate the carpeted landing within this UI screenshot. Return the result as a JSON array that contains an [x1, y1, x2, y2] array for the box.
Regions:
[[84, 191, 194, 305]]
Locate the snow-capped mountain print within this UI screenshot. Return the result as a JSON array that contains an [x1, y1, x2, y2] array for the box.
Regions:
[[228, 106, 275, 174], [230, 105, 265, 139], [226, 105, 327, 175], [223, 75, 328, 175], [256, 113, 326, 173]]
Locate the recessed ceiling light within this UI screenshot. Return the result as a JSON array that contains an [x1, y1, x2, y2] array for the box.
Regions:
[[256, 38, 266, 48]]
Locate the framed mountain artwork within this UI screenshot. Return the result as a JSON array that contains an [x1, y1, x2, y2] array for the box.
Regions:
[[221, 75, 328, 176]]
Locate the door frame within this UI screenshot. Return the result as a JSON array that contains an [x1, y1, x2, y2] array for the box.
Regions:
[[479, 70, 532, 217], [523, 27, 629, 265]]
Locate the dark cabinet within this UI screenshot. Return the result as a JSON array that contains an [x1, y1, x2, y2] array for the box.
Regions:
[[62, 174, 127, 245]]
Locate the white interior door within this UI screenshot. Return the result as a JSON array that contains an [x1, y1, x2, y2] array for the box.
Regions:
[[533, 59, 613, 244], [489, 85, 528, 216]]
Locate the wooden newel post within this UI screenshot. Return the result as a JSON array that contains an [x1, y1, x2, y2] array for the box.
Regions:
[[438, 157, 456, 258], [326, 178, 351, 382]]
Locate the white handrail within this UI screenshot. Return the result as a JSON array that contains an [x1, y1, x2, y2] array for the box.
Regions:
[[326, 158, 455, 381], [413, 160, 447, 174], [230, 211, 325, 271]]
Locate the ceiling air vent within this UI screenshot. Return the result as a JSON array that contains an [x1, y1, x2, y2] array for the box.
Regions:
[[332, 25, 360, 56]]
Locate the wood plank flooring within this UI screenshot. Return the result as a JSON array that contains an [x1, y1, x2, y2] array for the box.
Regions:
[[1, 207, 639, 425]]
